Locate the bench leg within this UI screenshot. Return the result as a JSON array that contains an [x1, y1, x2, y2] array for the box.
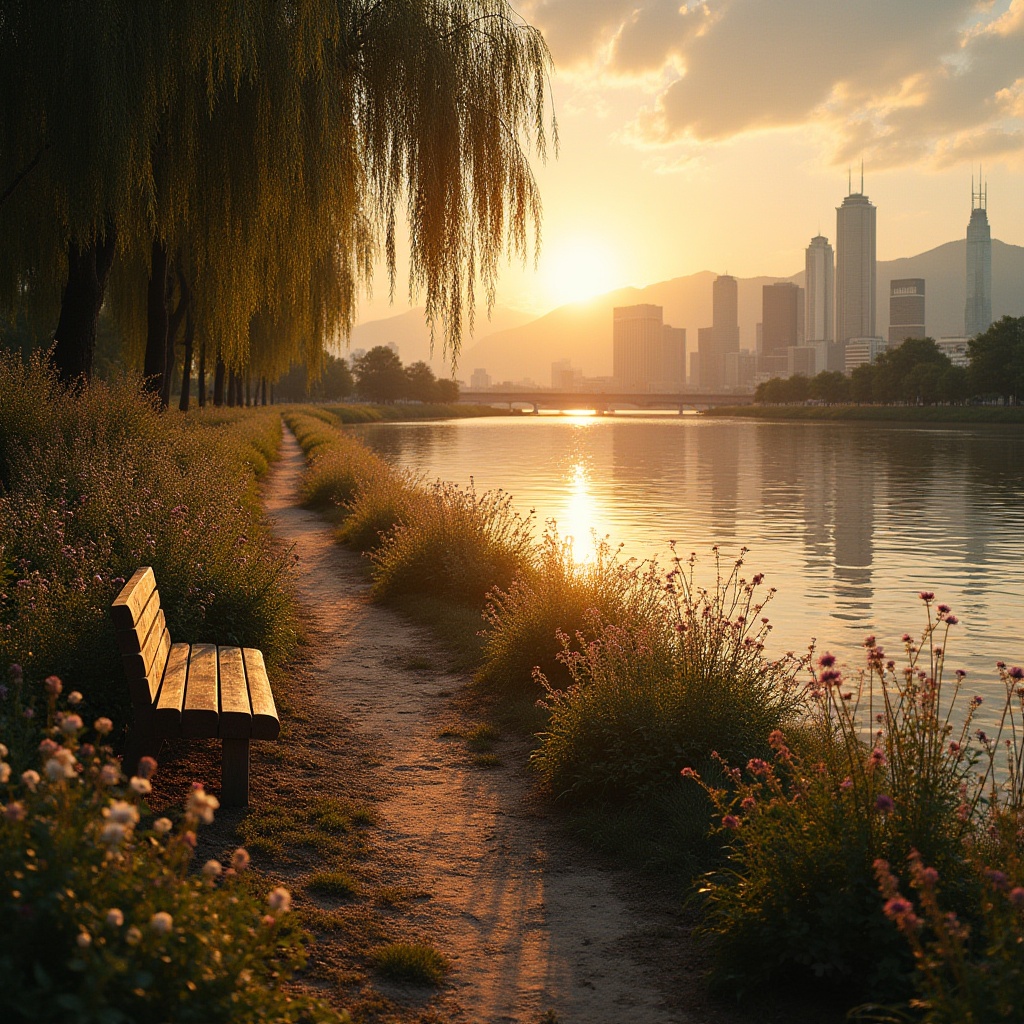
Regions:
[[122, 710, 161, 778], [221, 738, 250, 808]]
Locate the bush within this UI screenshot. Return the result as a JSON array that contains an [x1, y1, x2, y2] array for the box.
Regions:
[[335, 462, 420, 552], [0, 363, 295, 727], [689, 598, 992, 999], [531, 549, 802, 802], [370, 481, 534, 606], [479, 528, 664, 694], [0, 670, 338, 1024], [369, 942, 449, 986]]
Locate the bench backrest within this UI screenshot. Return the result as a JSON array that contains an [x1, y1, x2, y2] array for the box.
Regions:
[[111, 567, 172, 708]]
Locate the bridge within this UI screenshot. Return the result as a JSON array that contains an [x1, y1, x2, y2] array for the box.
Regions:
[[457, 389, 755, 413]]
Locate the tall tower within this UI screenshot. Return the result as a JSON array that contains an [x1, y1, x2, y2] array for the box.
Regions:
[[889, 279, 926, 346], [805, 235, 834, 343], [835, 169, 877, 345], [965, 178, 992, 338]]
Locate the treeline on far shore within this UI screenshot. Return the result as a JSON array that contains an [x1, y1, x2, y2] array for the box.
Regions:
[[749, 315, 1024, 412]]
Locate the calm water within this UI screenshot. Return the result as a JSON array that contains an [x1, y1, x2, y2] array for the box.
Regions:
[[353, 413, 1024, 726]]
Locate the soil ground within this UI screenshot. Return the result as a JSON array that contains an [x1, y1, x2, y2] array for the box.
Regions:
[[152, 426, 848, 1024]]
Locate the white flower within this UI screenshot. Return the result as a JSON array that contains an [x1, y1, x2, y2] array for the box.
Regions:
[[125, 925, 142, 946], [230, 848, 250, 872], [67, 691, 83, 705], [129, 776, 152, 796], [21, 769, 40, 792], [0, 762, 10, 784], [105, 908, 124, 928], [267, 887, 291, 913], [60, 714, 83, 735], [44, 749, 77, 781], [0, 743, 8, 758], [99, 764, 120, 786], [202, 859, 223, 878], [186, 785, 219, 825], [105, 800, 140, 826], [152, 817, 173, 835], [94, 717, 113, 735], [4, 801, 25, 822], [99, 822, 128, 847], [150, 911, 173, 936], [76, 931, 92, 949]]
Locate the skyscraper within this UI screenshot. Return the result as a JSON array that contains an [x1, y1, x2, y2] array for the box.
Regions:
[[889, 279, 926, 346], [805, 235, 834, 344], [965, 179, 992, 338], [697, 274, 740, 389], [612, 304, 686, 390], [836, 173, 877, 345]]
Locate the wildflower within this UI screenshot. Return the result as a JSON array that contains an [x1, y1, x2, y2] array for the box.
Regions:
[[22, 708, 34, 720], [203, 859, 223, 878], [94, 717, 113, 735], [100, 822, 129, 847], [237, 969, 253, 985], [956, 802, 970, 821], [8, 664, 23, 682], [0, 763, 9, 784], [746, 758, 771, 777], [1008, 888, 1024, 909], [79, 744, 94, 759], [679, 767, 697, 778], [0, 744, 6, 758], [5, 801, 25, 822], [182, 830, 197, 848], [840, 777, 853, 790], [38, 738, 59, 757], [186, 784, 219, 824], [137, 756, 157, 779], [231, 848, 250, 872], [60, 714, 83, 735], [76, 932, 92, 949], [883, 897, 920, 929], [721, 815, 741, 830], [986, 869, 1009, 890], [262, 914, 276, 927], [1010, 667, 1024, 681], [902, 634, 912, 643], [864, 635, 876, 647], [150, 912, 173, 936], [152, 817, 173, 835], [105, 909, 124, 928], [817, 652, 836, 668], [937, 604, 950, 615], [129, 777, 152, 796], [99, 764, 120, 786], [945, 614, 959, 625], [740, 796, 756, 810], [105, 800, 140, 827], [970, 695, 983, 707], [875, 794, 895, 813], [45, 749, 77, 781], [267, 887, 292, 913], [125, 926, 142, 945], [21, 769, 39, 791], [68, 691, 83, 705], [44, 675, 62, 697], [918, 867, 939, 887], [867, 748, 886, 769], [919, 591, 934, 602]]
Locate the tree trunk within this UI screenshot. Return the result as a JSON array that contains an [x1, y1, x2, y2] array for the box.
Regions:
[[270, 383, 275, 405], [227, 369, 236, 407], [213, 355, 226, 407], [178, 305, 194, 412], [144, 238, 169, 405], [163, 268, 189, 409], [52, 226, 117, 383], [236, 374, 244, 407], [197, 340, 207, 408], [261, 377, 267, 406], [245, 371, 252, 407]]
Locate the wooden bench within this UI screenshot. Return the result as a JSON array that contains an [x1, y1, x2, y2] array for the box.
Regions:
[[111, 567, 280, 807]]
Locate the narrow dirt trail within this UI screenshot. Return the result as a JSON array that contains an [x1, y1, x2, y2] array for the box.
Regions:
[[262, 426, 692, 1024]]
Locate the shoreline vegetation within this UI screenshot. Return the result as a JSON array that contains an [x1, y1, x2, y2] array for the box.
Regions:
[[286, 402, 1024, 1021], [3, 359, 1023, 1022], [707, 403, 1024, 423]]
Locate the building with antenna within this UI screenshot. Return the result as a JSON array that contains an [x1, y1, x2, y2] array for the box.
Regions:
[[836, 166, 877, 347], [965, 177, 992, 338]]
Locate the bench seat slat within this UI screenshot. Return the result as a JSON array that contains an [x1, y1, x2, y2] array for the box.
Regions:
[[110, 567, 157, 631], [182, 643, 219, 738], [218, 647, 253, 739], [154, 643, 190, 737], [115, 588, 162, 656], [243, 648, 280, 740]]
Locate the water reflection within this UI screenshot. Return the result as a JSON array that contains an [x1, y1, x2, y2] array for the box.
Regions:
[[353, 415, 1024, 727]]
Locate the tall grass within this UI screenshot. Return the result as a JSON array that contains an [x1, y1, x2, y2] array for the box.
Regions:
[[0, 354, 295, 726]]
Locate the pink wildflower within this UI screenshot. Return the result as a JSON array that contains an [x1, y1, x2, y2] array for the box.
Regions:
[[875, 794, 895, 813]]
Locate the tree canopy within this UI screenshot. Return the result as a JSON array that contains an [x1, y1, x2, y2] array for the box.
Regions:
[[0, 1, 555, 398]]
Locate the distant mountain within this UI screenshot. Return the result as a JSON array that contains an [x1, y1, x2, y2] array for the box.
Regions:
[[457, 239, 1024, 384], [346, 304, 534, 375]]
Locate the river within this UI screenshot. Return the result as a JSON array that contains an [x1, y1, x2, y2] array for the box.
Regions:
[[353, 412, 1024, 729]]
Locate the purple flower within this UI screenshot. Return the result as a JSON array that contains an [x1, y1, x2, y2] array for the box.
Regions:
[[818, 652, 836, 669], [986, 869, 1009, 891], [937, 604, 950, 615], [721, 815, 741, 830], [919, 591, 935, 602], [945, 614, 959, 625], [1009, 667, 1024, 681], [875, 794, 895, 813], [1008, 887, 1024, 909]]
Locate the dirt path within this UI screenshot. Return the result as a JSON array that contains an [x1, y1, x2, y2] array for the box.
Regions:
[[261, 426, 694, 1024]]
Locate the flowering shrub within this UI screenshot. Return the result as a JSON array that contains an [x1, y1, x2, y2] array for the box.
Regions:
[[0, 356, 295, 723], [0, 674, 339, 1023], [688, 597, 998, 998], [532, 548, 803, 802]]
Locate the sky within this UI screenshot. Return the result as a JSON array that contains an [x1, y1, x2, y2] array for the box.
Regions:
[[356, 0, 1024, 324]]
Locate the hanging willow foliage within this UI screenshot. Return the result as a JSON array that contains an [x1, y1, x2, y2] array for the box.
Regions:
[[0, 0, 555, 382]]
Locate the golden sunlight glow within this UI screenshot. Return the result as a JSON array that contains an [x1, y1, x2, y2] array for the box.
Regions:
[[540, 236, 620, 307], [561, 460, 599, 563]]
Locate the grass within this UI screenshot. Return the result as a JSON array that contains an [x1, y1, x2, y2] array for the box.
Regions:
[[708, 403, 1024, 422], [369, 942, 450, 986], [307, 871, 359, 899]]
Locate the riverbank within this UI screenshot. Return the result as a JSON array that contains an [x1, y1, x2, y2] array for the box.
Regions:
[[706, 403, 1024, 422]]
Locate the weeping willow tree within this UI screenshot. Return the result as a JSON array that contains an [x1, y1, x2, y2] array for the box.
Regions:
[[0, 1, 555, 399]]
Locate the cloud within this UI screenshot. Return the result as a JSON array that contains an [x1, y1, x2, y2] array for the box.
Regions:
[[520, 0, 1024, 167]]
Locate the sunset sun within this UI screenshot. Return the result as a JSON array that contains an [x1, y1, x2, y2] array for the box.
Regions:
[[541, 236, 620, 307]]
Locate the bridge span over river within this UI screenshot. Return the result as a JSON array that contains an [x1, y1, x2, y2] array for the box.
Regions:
[[457, 389, 755, 413]]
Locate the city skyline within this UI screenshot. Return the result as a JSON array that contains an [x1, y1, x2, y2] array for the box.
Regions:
[[354, 1, 1024, 329]]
